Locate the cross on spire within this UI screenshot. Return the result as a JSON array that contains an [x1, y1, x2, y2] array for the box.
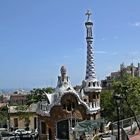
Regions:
[[85, 10, 92, 22]]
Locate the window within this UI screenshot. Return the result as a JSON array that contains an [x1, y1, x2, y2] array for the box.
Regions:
[[34, 117, 37, 129], [84, 99, 87, 102], [62, 104, 66, 109], [61, 95, 77, 112], [67, 100, 71, 111], [88, 82, 91, 87], [41, 122, 46, 134], [93, 94, 96, 99], [57, 120, 69, 139], [24, 118, 30, 130], [41, 104, 47, 111], [97, 94, 99, 99], [14, 118, 18, 128]]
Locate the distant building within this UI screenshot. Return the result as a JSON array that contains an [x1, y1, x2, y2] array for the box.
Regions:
[[101, 63, 140, 89], [9, 90, 30, 105], [0, 94, 10, 103], [8, 90, 38, 131], [9, 104, 38, 131]]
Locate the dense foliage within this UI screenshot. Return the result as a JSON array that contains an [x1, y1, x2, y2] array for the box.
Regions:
[[101, 74, 140, 122], [100, 90, 116, 121], [26, 87, 55, 106], [0, 105, 8, 127]]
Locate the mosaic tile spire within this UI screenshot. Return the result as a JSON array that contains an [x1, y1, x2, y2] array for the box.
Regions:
[[85, 10, 96, 80]]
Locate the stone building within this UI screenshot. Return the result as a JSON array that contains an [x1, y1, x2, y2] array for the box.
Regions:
[[10, 90, 29, 105], [101, 63, 140, 89], [9, 104, 38, 131], [120, 63, 140, 78], [37, 11, 102, 140], [8, 90, 39, 132]]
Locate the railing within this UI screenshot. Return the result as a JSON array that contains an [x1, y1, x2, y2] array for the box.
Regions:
[[111, 115, 140, 139]]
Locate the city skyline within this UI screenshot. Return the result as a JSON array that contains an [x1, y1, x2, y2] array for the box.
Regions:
[[0, 0, 140, 89]]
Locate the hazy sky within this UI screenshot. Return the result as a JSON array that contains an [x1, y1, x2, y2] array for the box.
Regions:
[[0, 0, 140, 89]]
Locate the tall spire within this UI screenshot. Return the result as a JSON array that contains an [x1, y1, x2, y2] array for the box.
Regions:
[[85, 10, 96, 80]]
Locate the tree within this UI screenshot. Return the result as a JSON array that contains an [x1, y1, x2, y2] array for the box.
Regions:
[[113, 75, 140, 116], [26, 87, 55, 106], [101, 74, 140, 122], [112, 75, 140, 129], [0, 105, 8, 128], [100, 90, 116, 121], [42, 87, 55, 93]]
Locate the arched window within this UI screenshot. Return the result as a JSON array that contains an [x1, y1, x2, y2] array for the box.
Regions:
[[88, 82, 91, 87], [84, 99, 87, 102], [93, 94, 96, 99], [61, 94, 78, 111]]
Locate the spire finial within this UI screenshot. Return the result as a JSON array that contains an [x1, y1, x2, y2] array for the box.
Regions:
[[60, 65, 67, 81], [85, 10, 92, 22]]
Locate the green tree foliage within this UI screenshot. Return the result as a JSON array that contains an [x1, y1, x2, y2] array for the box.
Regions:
[[101, 74, 140, 122], [113, 75, 140, 116], [42, 87, 55, 93], [26, 87, 55, 106], [100, 90, 117, 121], [15, 105, 30, 119], [0, 105, 8, 126]]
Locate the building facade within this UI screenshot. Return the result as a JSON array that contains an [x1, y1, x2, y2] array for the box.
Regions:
[[101, 63, 140, 89], [10, 90, 29, 105], [37, 11, 102, 140], [9, 104, 38, 131]]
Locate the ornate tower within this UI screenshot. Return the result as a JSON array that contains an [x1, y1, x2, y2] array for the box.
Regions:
[[85, 11, 96, 81], [82, 10, 101, 120]]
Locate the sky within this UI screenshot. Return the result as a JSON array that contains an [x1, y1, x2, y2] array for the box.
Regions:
[[0, 0, 140, 89]]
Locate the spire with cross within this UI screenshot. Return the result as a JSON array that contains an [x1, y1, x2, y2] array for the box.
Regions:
[[85, 10, 92, 22], [82, 10, 101, 116], [85, 10, 96, 80]]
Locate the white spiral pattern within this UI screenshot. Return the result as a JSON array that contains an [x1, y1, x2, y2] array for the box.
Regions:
[[85, 24, 96, 80]]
